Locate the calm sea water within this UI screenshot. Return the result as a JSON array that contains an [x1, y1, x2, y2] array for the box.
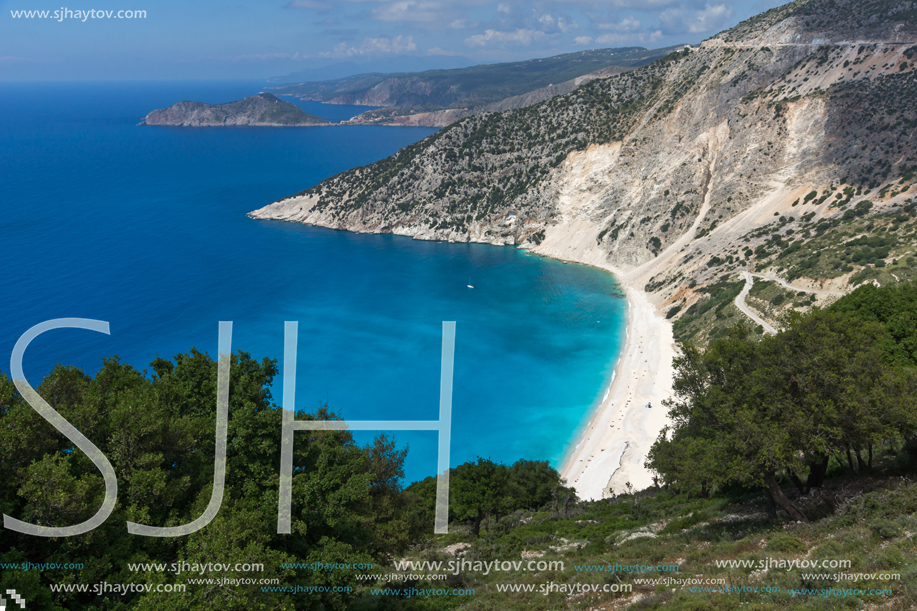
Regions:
[[0, 81, 626, 483]]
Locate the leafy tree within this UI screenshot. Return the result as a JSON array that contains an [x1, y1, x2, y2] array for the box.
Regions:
[[0, 348, 416, 611], [405, 457, 568, 536], [649, 311, 917, 522], [505, 459, 561, 510], [830, 281, 917, 367], [450, 458, 510, 536]]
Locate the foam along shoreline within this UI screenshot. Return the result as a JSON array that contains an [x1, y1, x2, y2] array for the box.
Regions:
[[555, 272, 676, 501]]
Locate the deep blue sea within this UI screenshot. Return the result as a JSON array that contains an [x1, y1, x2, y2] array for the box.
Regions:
[[0, 81, 627, 483]]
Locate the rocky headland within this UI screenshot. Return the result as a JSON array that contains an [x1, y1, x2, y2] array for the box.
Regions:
[[140, 93, 331, 127]]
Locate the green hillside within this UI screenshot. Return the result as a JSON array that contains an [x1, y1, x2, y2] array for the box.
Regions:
[[270, 47, 681, 109]]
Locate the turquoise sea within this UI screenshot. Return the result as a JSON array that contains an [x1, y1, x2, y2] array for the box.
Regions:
[[0, 81, 627, 482]]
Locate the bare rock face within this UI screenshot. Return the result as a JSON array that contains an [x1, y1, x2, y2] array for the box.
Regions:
[[250, 0, 917, 340], [141, 93, 331, 127], [341, 107, 472, 128]]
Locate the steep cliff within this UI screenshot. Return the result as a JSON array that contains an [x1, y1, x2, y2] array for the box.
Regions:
[[141, 93, 331, 127], [250, 0, 917, 343]]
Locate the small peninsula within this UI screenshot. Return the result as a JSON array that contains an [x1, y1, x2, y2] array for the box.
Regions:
[[140, 93, 331, 126]]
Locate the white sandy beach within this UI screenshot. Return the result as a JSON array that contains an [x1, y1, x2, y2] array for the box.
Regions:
[[557, 282, 676, 500], [529, 241, 678, 502], [531, 206, 678, 500]]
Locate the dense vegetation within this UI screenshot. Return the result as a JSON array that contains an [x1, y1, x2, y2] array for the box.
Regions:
[[0, 351, 567, 610], [650, 282, 917, 521]]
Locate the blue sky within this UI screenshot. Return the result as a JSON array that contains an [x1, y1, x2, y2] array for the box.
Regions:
[[1, 0, 787, 80]]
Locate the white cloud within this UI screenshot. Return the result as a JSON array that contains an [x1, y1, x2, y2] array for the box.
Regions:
[[609, 0, 679, 6], [597, 16, 640, 32], [371, 1, 448, 23], [690, 3, 732, 32], [557, 17, 578, 32], [661, 3, 733, 34], [574, 36, 593, 45], [538, 13, 577, 33], [497, 3, 510, 13], [464, 28, 547, 47], [659, 9, 685, 31], [449, 18, 478, 29], [321, 35, 417, 57]]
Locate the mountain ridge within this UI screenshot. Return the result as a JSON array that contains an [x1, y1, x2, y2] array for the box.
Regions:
[[270, 47, 681, 127]]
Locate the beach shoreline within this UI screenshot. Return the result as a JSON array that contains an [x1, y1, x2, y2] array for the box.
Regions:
[[527, 244, 677, 502], [558, 278, 676, 500]]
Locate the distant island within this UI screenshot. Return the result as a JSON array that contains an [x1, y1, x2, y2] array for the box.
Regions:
[[140, 93, 331, 126]]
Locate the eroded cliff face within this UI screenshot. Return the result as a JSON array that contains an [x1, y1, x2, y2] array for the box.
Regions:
[[249, 0, 917, 338]]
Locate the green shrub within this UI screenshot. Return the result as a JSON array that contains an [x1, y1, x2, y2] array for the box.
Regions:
[[768, 534, 806, 553], [660, 511, 708, 534], [869, 518, 903, 539]]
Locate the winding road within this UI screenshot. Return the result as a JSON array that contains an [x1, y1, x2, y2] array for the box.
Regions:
[[734, 271, 847, 334]]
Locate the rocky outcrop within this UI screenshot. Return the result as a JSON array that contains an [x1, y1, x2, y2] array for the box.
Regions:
[[141, 93, 331, 127], [341, 107, 472, 128]]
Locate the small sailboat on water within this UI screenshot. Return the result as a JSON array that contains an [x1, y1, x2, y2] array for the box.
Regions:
[[467, 275, 473, 289]]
